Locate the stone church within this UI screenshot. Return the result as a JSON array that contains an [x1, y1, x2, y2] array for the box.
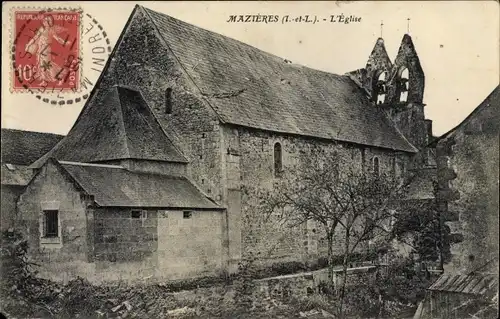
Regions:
[[15, 5, 436, 283]]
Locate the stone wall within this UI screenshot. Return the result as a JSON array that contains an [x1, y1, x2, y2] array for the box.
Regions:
[[91, 8, 230, 271], [91, 208, 225, 283], [222, 126, 411, 266], [92, 208, 158, 282], [254, 266, 379, 299], [17, 161, 94, 283], [156, 210, 225, 280], [437, 99, 499, 274], [385, 103, 429, 167], [1, 185, 23, 231], [93, 7, 425, 273]]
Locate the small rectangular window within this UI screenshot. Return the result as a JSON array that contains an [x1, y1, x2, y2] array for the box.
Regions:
[[44, 210, 59, 238], [165, 88, 173, 114], [183, 211, 192, 219], [131, 210, 142, 219]]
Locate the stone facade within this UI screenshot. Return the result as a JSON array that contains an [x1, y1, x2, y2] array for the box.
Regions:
[[93, 8, 223, 203], [17, 161, 94, 283], [435, 87, 499, 274], [91, 208, 225, 283], [1, 185, 23, 230], [227, 126, 411, 265]]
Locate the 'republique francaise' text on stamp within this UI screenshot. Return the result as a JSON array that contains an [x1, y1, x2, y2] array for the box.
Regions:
[[12, 9, 81, 92]]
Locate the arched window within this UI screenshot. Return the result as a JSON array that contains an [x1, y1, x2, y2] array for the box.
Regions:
[[373, 157, 380, 177], [373, 71, 387, 105], [399, 68, 409, 102], [274, 142, 283, 177], [165, 88, 173, 114]]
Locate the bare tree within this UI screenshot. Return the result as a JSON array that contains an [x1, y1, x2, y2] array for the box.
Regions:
[[258, 148, 412, 317]]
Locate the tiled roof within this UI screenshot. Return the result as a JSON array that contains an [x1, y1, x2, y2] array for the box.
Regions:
[[58, 161, 219, 209], [32, 86, 187, 168], [141, 6, 417, 153], [1, 164, 34, 186], [1, 129, 64, 165], [429, 273, 498, 296]]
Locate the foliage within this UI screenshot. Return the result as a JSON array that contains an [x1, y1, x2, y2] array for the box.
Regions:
[[233, 250, 259, 313], [1, 230, 430, 319], [257, 148, 414, 317], [390, 177, 462, 267], [0, 229, 37, 291]]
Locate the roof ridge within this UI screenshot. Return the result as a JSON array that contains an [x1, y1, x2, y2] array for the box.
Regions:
[[59, 160, 125, 169], [85, 5, 418, 154], [141, 7, 294, 66], [1, 128, 65, 137], [140, 6, 351, 81]]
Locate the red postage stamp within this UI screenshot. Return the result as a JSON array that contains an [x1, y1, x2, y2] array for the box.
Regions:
[[12, 9, 81, 92]]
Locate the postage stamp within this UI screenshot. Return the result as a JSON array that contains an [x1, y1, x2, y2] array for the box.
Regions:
[[9, 6, 112, 105], [12, 9, 82, 92]]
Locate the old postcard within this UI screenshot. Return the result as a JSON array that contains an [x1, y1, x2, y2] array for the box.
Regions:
[[1, 1, 498, 318]]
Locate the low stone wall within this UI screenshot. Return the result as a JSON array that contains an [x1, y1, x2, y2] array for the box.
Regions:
[[255, 272, 315, 299], [254, 265, 379, 298], [313, 265, 378, 289]]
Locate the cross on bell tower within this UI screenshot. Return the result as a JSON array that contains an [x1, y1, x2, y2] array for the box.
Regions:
[[407, 18, 411, 34], [380, 20, 384, 38]]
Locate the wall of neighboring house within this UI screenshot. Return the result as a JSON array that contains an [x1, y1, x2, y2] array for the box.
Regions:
[[1, 185, 23, 230], [16, 161, 94, 283], [91, 208, 225, 283], [437, 101, 499, 274], [221, 125, 412, 268]]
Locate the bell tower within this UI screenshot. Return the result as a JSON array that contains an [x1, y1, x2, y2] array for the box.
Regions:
[[345, 28, 435, 169], [366, 37, 393, 105], [386, 33, 425, 105], [385, 33, 430, 168]]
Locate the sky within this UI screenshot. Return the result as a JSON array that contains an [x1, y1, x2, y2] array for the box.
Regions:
[[1, 1, 499, 136]]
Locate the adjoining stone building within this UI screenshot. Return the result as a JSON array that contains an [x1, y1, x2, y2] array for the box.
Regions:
[[16, 5, 437, 282], [414, 86, 499, 319], [435, 86, 499, 275], [1, 129, 64, 230], [19, 158, 224, 283]]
